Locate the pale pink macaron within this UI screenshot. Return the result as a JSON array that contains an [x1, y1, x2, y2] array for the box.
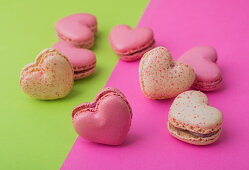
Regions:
[[20, 48, 74, 100], [109, 24, 155, 61], [139, 47, 195, 99], [52, 41, 96, 80], [72, 87, 132, 145], [168, 90, 223, 145], [55, 13, 97, 49], [178, 46, 222, 91]]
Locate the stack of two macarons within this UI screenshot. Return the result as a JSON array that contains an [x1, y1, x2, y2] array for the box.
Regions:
[[54, 13, 98, 80]]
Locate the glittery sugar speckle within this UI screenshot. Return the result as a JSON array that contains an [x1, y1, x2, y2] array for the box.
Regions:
[[139, 47, 196, 99]]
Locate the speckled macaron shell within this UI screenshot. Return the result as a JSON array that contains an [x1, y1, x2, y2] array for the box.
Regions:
[[52, 41, 96, 80], [139, 47, 195, 99], [178, 46, 222, 91], [72, 87, 132, 145], [109, 25, 155, 61], [55, 13, 97, 48], [168, 90, 223, 145], [20, 48, 74, 100]]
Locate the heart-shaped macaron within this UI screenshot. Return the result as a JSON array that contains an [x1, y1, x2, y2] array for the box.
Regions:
[[168, 90, 223, 145], [109, 24, 155, 61], [55, 13, 97, 49], [72, 87, 132, 145], [178, 46, 222, 91], [20, 48, 74, 100], [52, 41, 96, 80], [139, 47, 195, 99]]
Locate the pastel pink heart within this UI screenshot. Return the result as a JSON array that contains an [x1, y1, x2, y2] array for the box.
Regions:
[[52, 41, 96, 80], [109, 25, 155, 61], [55, 13, 97, 49], [72, 87, 132, 145], [178, 46, 222, 91]]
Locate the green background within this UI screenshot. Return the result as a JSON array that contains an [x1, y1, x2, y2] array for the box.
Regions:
[[0, 0, 148, 169]]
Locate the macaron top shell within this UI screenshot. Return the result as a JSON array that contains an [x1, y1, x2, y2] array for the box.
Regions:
[[139, 47, 195, 99], [55, 13, 97, 42], [178, 46, 221, 82], [72, 13, 97, 28], [52, 41, 96, 69], [72, 87, 132, 145], [169, 90, 223, 133], [72, 87, 132, 119], [109, 25, 154, 53], [20, 48, 74, 100]]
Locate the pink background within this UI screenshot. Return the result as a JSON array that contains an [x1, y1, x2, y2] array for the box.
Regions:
[[61, 0, 249, 169]]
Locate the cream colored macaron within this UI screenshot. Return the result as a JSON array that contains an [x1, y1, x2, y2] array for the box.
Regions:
[[139, 47, 195, 99], [20, 48, 74, 100], [168, 90, 223, 145]]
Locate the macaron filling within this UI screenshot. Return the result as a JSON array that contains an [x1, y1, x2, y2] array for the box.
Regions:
[[169, 122, 220, 138], [90, 25, 97, 34], [57, 32, 94, 45], [193, 77, 222, 89], [74, 65, 95, 74], [89, 102, 96, 108], [117, 40, 155, 56]]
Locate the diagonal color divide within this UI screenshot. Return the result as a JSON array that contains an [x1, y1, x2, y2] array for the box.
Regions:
[[62, 0, 249, 169]]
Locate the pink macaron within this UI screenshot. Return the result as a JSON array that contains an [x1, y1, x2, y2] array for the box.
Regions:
[[168, 90, 223, 145], [109, 24, 155, 61], [72, 87, 132, 145], [52, 41, 96, 80], [55, 13, 97, 49], [178, 46, 222, 91]]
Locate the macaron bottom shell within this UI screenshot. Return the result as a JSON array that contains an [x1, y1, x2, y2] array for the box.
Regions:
[[192, 77, 223, 91], [74, 63, 96, 80], [118, 40, 155, 61], [168, 121, 222, 145], [119, 42, 155, 61], [52, 41, 97, 80]]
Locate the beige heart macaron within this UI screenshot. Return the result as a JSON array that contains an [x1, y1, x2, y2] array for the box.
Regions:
[[20, 48, 74, 100], [168, 90, 223, 145], [139, 46, 195, 99]]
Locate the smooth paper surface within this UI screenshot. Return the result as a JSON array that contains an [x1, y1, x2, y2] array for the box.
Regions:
[[62, 0, 249, 169]]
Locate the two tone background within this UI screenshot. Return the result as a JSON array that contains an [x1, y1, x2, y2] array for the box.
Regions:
[[2, 0, 249, 169]]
